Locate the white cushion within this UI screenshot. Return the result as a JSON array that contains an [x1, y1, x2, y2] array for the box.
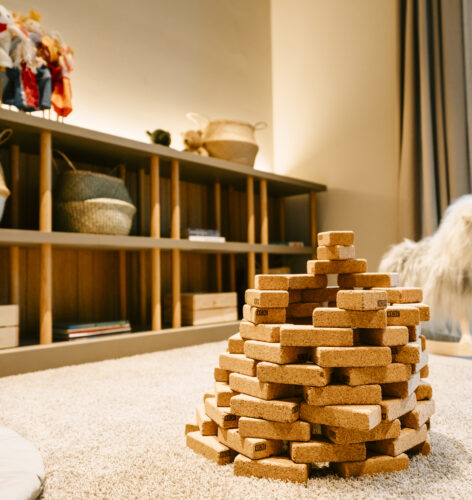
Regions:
[[0, 426, 44, 500]]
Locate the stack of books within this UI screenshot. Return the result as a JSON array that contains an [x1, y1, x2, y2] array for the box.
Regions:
[[53, 320, 131, 340], [187, 228, 226, 243]]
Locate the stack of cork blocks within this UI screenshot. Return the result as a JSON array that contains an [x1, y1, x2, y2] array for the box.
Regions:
[[186, 231, 434, 482]]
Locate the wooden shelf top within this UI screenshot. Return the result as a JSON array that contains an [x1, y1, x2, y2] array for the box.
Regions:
[[0, 109, 326, 196], [0, 229, 315, 254]]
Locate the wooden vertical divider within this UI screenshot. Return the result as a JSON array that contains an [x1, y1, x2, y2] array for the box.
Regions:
[[260, 179, 269, 274], [247, 176, 255, 288], [214, 182, 222, 292], [150, 156, 161, 331], [9, 144, 20, 305], [39, 131, 52, 344], [279, 196, 285, 242], [139, 168, 147, 327], [118, 165, 127, 320], [228, 185, 236, 291], [310, 190, 317, 259], [171, 159, 181, 328]]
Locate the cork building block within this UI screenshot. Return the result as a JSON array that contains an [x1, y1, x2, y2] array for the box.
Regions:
[[300, 403, 381, 431], [332, 452, 409, 477], [317, 245, 356, 260], [239, 321, 281, 343], [196, 404, 218, 436], [415, 381, 433, 401], [318, 231, 355, 247], [245, 289, 289, 308], [337, 363, 411, 386], [386, 305, 420, 326], [214, 367, 230, 383], [231, 394, 301, 423], [313, 308, 387, 329], [336, 290, 388, 311], [217, 428, 283, 460], [382, 372, 421, 398], [307, 259, 367, 276], [234, 454, 309, 483], [290, 437, 366, 464], [204, 397, 239, 429], [324, 419, 401, 444], [254, 274, 327, 290], [313, 346, 392, 368], [302, 384, 382, 406], [411, 349, 429, 374], [338, 273, 399, 289], [408, 439, 431, 456], [414, 303, 431, 322], [254, 274, 290, 290], [238, 416, 311, 441], [408, 325, 421, 342], [185, 420, 199, 435], [257, 361, 332, 387], [420, 365, 429, 378], [368, 425, 428, 457], [379, 393, 417, 421], [229, 373, 300, 400], [203, 389, 215, 401], [280, 325, 355, 347], [186, 431, 236, 465], [219, 353, 258, 377], [400, 400, 435, 429], [244, 340, 310, 364], [359, 326, 409, 347], [287, 302, 321, 319], [302, 287, 340, 303], [215, 381, 238, 407], [373, 287, 423, 304], [228, 333, 245, 354], [243, 305, 286, 325], [392, 342, 421, 364]]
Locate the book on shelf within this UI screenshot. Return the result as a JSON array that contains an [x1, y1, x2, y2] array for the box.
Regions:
[[53, 320, 131, 339], [188, 235, 226, 242], [186, 228, 221, 237]]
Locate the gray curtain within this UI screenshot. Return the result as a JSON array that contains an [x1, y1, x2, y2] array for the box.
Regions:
[[398, 0, 471, 241]]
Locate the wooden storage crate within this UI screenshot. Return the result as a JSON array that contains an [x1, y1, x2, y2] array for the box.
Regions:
[[0, 304, 19, 349]]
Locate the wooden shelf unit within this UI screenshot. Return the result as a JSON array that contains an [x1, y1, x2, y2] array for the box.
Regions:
[[0, 109, 326, 356]]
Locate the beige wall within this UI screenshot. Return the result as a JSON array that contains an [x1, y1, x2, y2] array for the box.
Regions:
[[7, 0, 273, 170], [271, 0, 400, 269]]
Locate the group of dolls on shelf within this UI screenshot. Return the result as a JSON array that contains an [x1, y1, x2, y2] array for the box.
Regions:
[[0, 5, 74, 117]]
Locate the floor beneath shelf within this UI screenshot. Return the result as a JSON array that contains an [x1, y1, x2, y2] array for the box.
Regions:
[[0, 341, 470, 499]]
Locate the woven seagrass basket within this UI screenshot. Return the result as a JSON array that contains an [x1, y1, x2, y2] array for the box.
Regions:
[[55, 198, 136, 235]]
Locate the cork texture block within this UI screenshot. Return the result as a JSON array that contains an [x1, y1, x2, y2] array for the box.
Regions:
[[368, 424, 428, 456], [411, 349, 429, 374], [359, 326, 409, 347], [290, 437, 366, 464], [239, 321, 281, 343], [288, 290, 302, 303], [185, 420, 199, 435], [379, 393, 417, 421], [245, 289, 289, 308], [186, 431, 235, 465], [414, 303, 431, 322], [308, 259, 367, 276], [336, 290, 388, 311], [214, 367, 230, 383], [300, 403, 381, 431], [420, 365, 429, 378], [324, 419, 401, 444], [238, 416, 311, 441], [217, 428, 283, 460], [332, 452, 409, 477], [382, 372, 421, 398], [258, 361, 332, 387], [318, 231, 354, 247], [203, 389, 215, 401], [392, 342, 421, 363], [373, 287, 423, 304], [229, 373, 300, 401], [313, 308, 387, 329], [408, 325, 420, 342], [255, 274, 290, 290], [302, 384, 382, 406], [219, 353, 258, 377], [313, 346, 392, 368], [400, 400, 435, 429], [287, 302, 321, 319], [228, 333, 245, 354], [231, 394, 301, 423], [244, 340, 310, 364], [243, 304, 286, 325], [415, 381, 432, 401], [215, 382, 239, 407], [337, 363, 412, 386], [196, 404, 218, 436], [302, 287, 340, 303], [280, 325, 355, 347], [254, 274, 327, 290], [338, 273, 399, 289], [408, 439, 431, 456], [317, 245, 356, 261], [234, 454, 309, 483], [204, 397, 239, 429], [419, 335, 426, 351], [386, 305, 420, 326]]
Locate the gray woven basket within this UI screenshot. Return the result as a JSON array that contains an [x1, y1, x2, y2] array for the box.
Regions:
[[55, 198, 136, 235]]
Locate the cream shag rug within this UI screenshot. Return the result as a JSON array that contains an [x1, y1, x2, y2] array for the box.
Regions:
[[0, 341, 471, 499]]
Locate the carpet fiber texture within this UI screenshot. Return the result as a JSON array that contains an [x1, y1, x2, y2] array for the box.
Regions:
[[0, 340, 471, 499]]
